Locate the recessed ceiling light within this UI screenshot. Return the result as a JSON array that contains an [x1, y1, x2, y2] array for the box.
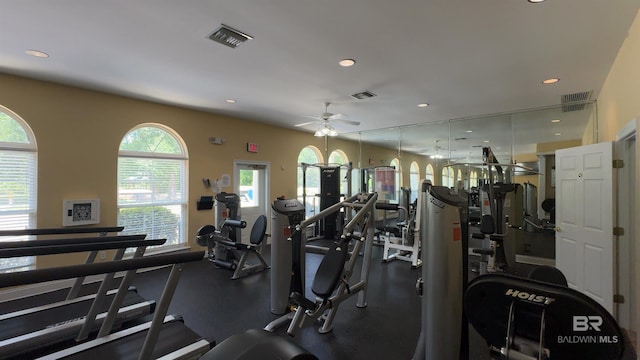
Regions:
[[417, 103, 429, 108], [551, 119, 561, 123], [483, 140, 490, 143], [225, 99, 236, 103], [339, 59, 356, 67], [542, 78, 560, 84], [528, 0, 545, 3], [25, 49, 49, 58], [554, 132, 562, 136], [466, 130, 473, 133]]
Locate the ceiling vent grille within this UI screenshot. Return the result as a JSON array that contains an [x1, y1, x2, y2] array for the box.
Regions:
[[208, 24, 253, 49], [351, 91, 377, 100], [561, 91, 592, 112]]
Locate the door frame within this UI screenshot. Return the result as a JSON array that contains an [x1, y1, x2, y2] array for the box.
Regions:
[[233, 160, 271, 242], [615, 118, 637, 332]]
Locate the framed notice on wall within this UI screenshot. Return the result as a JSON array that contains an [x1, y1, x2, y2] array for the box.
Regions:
[[62, 199, 100, 227]]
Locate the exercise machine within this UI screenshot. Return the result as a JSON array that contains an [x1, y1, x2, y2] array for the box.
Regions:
[[8, 251, 212, 359], [377, 198, 421, 268], [195, 217, 269, 280], [465, 273, 629, 360], [0, 226, 125, 302], [413, 181, 469, 360], [270, 198, 306, 315], [468, 147, 524, 274], [0, 236, 165, 358], [200, 328, 317, 360], [265, 192, 377, 336], [195, 192, 269, 279], [300, 163, 352, 245]]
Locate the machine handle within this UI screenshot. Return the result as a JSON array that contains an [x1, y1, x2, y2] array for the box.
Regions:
[[222, 219, 247, 228]]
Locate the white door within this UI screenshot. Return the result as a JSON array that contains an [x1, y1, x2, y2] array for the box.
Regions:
[[234, 161, 269, 244], [555, 142, 614, 314]]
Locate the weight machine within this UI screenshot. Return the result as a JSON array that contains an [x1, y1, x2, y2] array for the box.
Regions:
[[300, 162, 352, 252], [377, 187, 421, 267], [195, 192, 269, 279], [266, 192, 377, 336]]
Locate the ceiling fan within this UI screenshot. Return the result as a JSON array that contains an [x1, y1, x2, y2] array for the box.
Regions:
[[295, 102, 360, 137]]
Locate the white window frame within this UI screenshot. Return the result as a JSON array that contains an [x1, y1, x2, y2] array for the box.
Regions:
[[409, 161, 420, 202], [117, 124, 188, 253], [426, 164, 435, 183], [0, 105, 38, 272]]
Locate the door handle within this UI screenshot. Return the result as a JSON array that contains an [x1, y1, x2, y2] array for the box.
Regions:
[[554, 227, 561, 232]]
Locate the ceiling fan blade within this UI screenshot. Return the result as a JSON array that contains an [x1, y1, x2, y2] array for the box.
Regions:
[[294, 121, 321, 127], [333, 118, 360, 126]]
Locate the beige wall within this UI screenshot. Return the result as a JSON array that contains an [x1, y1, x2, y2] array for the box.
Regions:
[[0, 73, 439, 268]]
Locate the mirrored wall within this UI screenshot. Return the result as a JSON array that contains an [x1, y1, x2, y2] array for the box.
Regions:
[[343, 101, 596, 189]]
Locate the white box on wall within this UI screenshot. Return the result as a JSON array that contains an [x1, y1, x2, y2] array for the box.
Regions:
[[62, 199, 100, 227]]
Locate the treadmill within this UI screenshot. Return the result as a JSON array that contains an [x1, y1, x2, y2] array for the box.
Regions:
[[0, 226, 126, 308], [0, 237, 164, 358], [0, 251, 213, 360]]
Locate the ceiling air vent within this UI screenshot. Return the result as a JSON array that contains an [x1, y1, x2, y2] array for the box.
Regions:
[[351, 91, 377, 100], [561, 91, 592, 112], [208, 24, 253, 49]]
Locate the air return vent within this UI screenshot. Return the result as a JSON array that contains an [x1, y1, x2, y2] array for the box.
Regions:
[[208, 24, 253, 49], [351, 91, 377, 100], [561, 91, 592, 112]]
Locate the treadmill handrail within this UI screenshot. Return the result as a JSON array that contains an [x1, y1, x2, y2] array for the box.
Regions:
[[0, 238, 166, 258], [0, 234, 147, 249], [0, 226, 125, 236], [0, 251, 205, 288]]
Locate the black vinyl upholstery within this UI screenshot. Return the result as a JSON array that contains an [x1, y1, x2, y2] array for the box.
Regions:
[[200, 329, 318, 360], [311, 242, 348, 299], [479, 214, 495, 234], [250, 215, 267, 245], [528, 265, 568, 287]]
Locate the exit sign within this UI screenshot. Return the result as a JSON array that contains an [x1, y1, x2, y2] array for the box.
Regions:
[[247, 142, 259, 153]]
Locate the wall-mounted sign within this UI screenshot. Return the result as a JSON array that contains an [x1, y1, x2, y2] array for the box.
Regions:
[[247, 142, 259, 153]]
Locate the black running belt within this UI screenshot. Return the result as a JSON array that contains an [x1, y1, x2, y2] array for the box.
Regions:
[[0, 290, 147, 341], [41, 317, 212, 360]]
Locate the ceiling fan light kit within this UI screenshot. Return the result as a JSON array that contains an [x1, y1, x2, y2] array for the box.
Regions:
[[314, 125, 338, 137], [298, 102, 360, 137]]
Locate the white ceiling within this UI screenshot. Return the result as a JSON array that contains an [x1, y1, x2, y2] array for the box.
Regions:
[[1, 0, 638, 160]]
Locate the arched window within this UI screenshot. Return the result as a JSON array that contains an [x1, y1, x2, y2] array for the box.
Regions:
[[117, 124, 188, 251], [390, 158, 402, 202], [297, 146, 323, 218], [441, 168, 448, 187], [0, 106, 37, 271], [425, 164, 434, 183], [457, 169, 463, 189], [448, 167, 455, 188], [328, 149, 350, 196], [442, 167, 454, 188], [470, 171, 478, 188], [409, 161, 420, 202]]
